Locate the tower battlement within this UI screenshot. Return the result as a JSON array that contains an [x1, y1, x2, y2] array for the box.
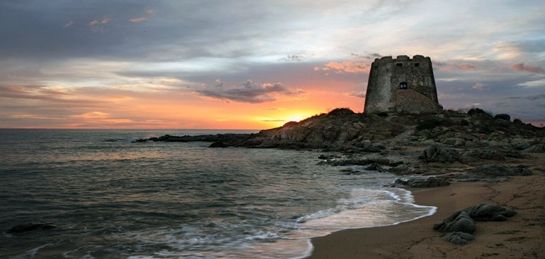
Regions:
[[364, 55, 442, 114]]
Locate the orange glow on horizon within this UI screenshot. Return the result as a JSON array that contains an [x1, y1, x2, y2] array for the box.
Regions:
[[2, 74, 365, 129]]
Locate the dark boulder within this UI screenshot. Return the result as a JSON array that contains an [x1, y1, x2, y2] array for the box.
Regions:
[[525, 143, 545, 153], [434, 211, 476, 234], [393, 177, 450, 188], [340, 168, 364, 175], [462, 147, 522, 161], [328, 108, 355, 116], [465, 203, 516, 221], [325, 157, 403, 167], [494, 114, 510, 121], [209, 141, 229, 148], [365, 163, 385, 172], [353, 141, 384, 153], [467, 108, 492, 118], [7, 223, 56, 234], [469, 165, 532, 177], [318, 154, 340, 160], [419, 145, 459, 163], [434, 203, 517, 245], [442, 231, 475, 245]]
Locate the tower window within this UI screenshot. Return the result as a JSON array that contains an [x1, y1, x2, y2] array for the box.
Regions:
[[414, 63, 420, 67], [396, 63, 403, 67], [399, 82, 408, 89]]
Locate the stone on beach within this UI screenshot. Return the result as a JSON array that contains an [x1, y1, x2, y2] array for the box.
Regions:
[[434, 203, 517, 245], [393, 177, 450, 188], [433, 210, 476, 234]]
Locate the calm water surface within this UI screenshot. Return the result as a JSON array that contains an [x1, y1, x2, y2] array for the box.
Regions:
[[0, 129, 435, 258]]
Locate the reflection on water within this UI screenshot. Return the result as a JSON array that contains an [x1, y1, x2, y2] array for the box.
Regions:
[[0, 129, 434, 258]]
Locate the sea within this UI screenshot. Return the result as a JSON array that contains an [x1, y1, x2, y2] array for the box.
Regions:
[[0, 129, 436, 258]]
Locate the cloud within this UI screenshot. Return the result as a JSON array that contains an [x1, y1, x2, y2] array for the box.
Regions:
[[281, 54, 304, 62], [511, 63, 545, 74], [71, 111, 134, 124], [517, 78, 545, 88], [89, 17, 111, 27], [0, 85, 100, 105], [195, 80, 302, 103], [435, 62, 477, 72], [315, 60, 370, 74], [472, 82, 486, 90], [73, 111, 110, 119], [349, 91, 366, 98], [507, 94, 545, 100], [129, 9, 155, 24], [63, 20, 74, 28]]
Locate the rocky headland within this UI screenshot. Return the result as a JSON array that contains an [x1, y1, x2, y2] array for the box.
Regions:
[[135, 107, 544, 181], [134, 107, 545, 251]]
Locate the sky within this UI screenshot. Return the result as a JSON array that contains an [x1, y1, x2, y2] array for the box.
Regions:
[[1, 0, 544, 129]]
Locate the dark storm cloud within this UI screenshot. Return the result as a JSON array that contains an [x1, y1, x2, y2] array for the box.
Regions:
[[196, 80, 302, 103], [0, 0, 273, 61]]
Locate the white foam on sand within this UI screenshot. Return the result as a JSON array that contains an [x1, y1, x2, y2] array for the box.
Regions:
[[128, 187, 436, 259], [199, 188, 435, 259]]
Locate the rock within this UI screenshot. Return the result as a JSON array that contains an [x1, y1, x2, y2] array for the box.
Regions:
[[469, 165, 532, 177], [393, 177, 450, 188], [328, 108, 355, 116], [464, 203, 516, 221], [467, 108, 492, 119], [434, 211, 476, 234], [494, 114, 511, 121], [462, 146, 522, 161], [442, 231, 475, 245], [209, 141, 228, 148], [419, 145, 459, 163], [340, 168, 364, 175], [442, 137, 465, 147], [434, 203, 517, 245], [324, 157, 403, 167], [513, 142, 531, 150], [365, 163, 384, 172], [318, 154, 340, 160], [7, 223, 56, 234], [525, 143, 545, 153], [389, 165, 421, 175], [353, 141, 384, 152]]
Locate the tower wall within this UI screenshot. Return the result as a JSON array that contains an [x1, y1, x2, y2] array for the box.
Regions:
[[364, 55, 441, 114]]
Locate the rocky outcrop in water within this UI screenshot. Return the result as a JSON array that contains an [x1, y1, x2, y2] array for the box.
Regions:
[[134, 108, 543, 151], [132, 108, 544, 183]]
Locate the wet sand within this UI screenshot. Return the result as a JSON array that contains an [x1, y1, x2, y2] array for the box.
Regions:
[[309, 175, 545, 259]]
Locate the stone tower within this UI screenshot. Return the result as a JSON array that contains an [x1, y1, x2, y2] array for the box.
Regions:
[[364, 55, 442, 114]]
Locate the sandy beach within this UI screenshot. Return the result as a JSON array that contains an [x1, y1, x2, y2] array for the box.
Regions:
[[309, 174, 545, 258]]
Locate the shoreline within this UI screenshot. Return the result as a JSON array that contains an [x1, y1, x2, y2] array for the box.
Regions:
[[307, 175, 545, 258]]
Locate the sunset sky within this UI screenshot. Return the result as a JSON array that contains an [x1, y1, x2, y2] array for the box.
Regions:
[[1, 0, 544, 129]]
